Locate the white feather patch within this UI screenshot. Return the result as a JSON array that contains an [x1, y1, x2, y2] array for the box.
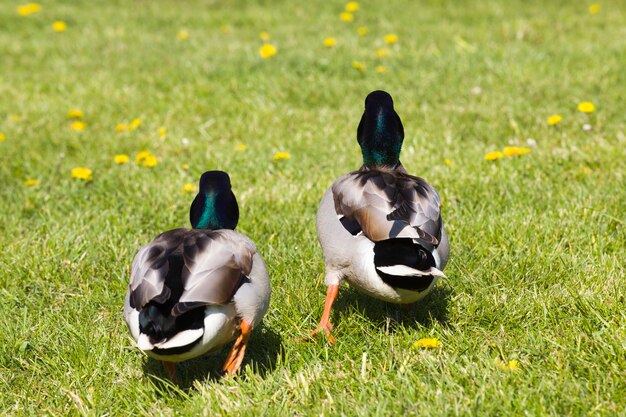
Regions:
[[431, 248, 442, 269], [137, 333, 154, 351], [126, 309, 141, 341], [153, 328, 204, 350], [376, 265, 446, 278]]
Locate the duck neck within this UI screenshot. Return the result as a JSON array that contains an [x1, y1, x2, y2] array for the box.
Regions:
[[190, 190, 238, 230], [361, 147, 401, 168], [194, 193, 220, 230], [360, 110, 402, 168]]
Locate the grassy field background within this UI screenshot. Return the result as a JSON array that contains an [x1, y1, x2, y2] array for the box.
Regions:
[[1, 0, 625, 415]]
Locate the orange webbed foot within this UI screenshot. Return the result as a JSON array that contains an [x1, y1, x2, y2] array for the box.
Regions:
[[296, 284, 339, 344], [221, 320, 252, 376], [300, 321, 336, 344]]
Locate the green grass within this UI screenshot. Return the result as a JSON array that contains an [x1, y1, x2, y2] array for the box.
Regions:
[[1, 0, 625, 415]]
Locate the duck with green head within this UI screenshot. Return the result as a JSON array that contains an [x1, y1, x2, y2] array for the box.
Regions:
[[307, 90, 449, 343], [124, 171, 271, 380]]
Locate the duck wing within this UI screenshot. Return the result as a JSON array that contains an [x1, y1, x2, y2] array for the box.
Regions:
[[332, 166, 442, 249], [173, 229, 255, 316], [128, 229, 255, 316], [128, 229, 188, 311]]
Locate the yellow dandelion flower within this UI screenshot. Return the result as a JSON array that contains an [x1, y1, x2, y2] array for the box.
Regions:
[[577, 101, 595, 113], [589, 4, 600, 14], [177, 30, 189, 41], [444, 159, 454, 167], [485, 151, 505, 161], [497, 359, 520, 372], [503, 146, 531, 157], [345, 2, 359, 12], [157, 127, 167, 138], [259, 31, 270, 41], [352, 61, 366, 72], [9, 114, 22, 122], [259, 43, 277, 59], [115, 123, 129, 133], [375, 47, 389, 58], [547, 114, 562, 125], [273, 151, 290, 161], [67, 109, 83, 119], [384, 34, 399, 44], [323, 37, 337, 47], [182, 183, 196, 193], [114, 154, 129, 164], [135, 151, 151, 164], [340, 12, 354, 22], [357, 27, 368, 36], [502, 147, 517, 157], [71, 167, 93, 181], [375, 65, 389, 74], [70, 121, 86, 132], [24, 178, 38, 187], [52, 21, 67, 32], [129, 118, 142, 131], [135, 150, 158, 167], [235, 143, 248, 151], [413, 338, 442, 349], [219, 25, 232, 34], [181, 163, 190, 171], [0, 133, 6, 142], [142, 155, 158, 168], [17, 3, 41, 16]]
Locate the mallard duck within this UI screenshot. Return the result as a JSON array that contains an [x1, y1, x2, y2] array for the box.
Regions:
[[309, 90, 449, 343], [124, 171, 271, 380]]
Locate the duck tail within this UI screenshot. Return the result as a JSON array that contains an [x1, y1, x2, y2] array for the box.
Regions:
[[373, 238, 441, 291], [137, 303, 206, 351]]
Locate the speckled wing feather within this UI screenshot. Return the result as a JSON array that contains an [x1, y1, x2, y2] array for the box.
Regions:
[[128, 229, 255, 316], [172, 229, 254, 316], [332, 166, 442, 248], [128, 229, 188, 310]]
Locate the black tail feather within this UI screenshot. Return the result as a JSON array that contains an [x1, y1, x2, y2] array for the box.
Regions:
[[138, 302, 205, 355], [373, 238, 436, 291]]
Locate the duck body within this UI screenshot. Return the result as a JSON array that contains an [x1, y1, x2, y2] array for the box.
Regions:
[[317, 166, 448, 304], [307, 90, 449, 342], [124, 171, 270, 377], [124, 228, 269, 362]]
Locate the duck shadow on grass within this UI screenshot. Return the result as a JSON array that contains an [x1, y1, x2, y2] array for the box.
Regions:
[[142, 323, 283, 391], [333, 284, 452, 333]]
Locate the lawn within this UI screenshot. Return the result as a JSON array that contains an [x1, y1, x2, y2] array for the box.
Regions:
[[1, 0, 625, 415]]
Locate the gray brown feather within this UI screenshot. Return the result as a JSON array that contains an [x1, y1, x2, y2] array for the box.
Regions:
[[332, 165, 442, 249], [128, 228, 255, 316]]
